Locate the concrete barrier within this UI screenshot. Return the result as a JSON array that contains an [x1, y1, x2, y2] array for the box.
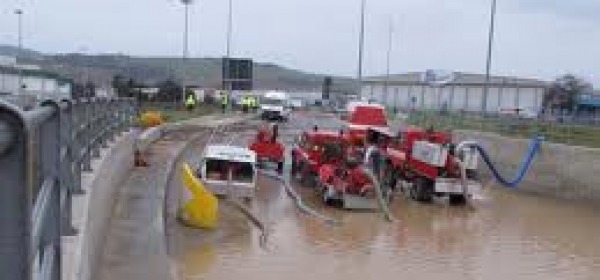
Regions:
[[135, 126, 163, 153], [455, 131, 600, 204], [62, 130, 137, 280], [62, 114, 256, 280]]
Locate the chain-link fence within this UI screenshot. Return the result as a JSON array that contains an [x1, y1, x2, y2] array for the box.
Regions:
[[0, 98, 135, 280], [393, 108, 600, 203], [403, 110, 600, 148]]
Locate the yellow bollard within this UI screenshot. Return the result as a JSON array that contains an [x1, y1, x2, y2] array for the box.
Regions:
[[177, 163, 219, 229]]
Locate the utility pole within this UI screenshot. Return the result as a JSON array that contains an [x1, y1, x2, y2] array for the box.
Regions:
[[226, 0, 233, 59], [180, 0, 193, 107], [482, 0, 497, 115], [357, 0, 366, 98], [15, 9, 23, 95], [384, 17, 393, 106], [225, 0, 233, 109]]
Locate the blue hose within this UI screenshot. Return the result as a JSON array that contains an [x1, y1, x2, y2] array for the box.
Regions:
[[474, 136, 544, 188]]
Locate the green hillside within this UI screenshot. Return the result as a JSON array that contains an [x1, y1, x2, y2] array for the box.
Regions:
[[0, 45, 355, 92]]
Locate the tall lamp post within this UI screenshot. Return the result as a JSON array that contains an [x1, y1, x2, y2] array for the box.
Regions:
[[15, 9, 23, 95], [180, 0, 193, 106], [226, 0, 233, 58], [225, 0, 233, 107], [384, 17, 393, 106], [357, 0, 366, 98], [482, 0, 497, 115]]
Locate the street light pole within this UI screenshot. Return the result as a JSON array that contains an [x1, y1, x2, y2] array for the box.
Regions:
[[225, 0, 233, 108], [482, 0, 497, 115], [181, 0, 193, 107], [384, 17, 393, 106], [226, 0, 233, 59], [357, 0, 366, 98], [15, 9, 23, 96]]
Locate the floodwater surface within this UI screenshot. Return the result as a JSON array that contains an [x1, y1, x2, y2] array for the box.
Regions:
[[166, 112, 600, 280]]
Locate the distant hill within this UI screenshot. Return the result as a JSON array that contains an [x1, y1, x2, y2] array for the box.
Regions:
[[0, 45, 355, 92]]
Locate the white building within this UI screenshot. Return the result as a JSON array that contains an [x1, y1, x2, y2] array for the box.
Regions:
[[361, 71, 548, 113], [0, 56, 72, 103]]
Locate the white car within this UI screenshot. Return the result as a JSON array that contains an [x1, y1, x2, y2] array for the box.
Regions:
[[260, 91, 291, 121]]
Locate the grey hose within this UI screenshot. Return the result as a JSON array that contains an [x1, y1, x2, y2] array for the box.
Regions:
[[258, 169, 339, 225], [222, 199, 268, 248], [360, 167, 395, 222]]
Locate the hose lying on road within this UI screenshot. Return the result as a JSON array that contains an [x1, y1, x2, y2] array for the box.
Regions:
[[360, 167, 395, 222], [258, 169, 339, 225], [457, 136, 544, 188], [222, 199, 268, 248]]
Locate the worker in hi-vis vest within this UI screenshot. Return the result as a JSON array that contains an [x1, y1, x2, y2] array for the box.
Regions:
[[220, 93, 228, 113], [185, 93, 196, 111], [250, 96, 258, 112], [242, 96, 249, 113]]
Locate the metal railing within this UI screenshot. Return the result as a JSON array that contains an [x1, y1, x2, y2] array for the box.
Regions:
[[0, 98, 136, 280]]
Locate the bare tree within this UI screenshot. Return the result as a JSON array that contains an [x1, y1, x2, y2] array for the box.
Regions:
[[543, 74, 592, 114]]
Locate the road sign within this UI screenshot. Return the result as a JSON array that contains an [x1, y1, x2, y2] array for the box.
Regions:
[[222, 58, 253, 91]]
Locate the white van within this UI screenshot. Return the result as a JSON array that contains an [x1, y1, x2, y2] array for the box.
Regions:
[[260, 91, 291, 121], [198, 145, 257, 199]]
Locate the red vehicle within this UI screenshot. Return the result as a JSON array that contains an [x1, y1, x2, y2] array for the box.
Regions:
[[369, 127, 482, 204], [291, 126, 379, 209], [317, 158, 377, 209], [249, 123, 285, 174], [290, 126, 346, 187], [344, 104, 389, 146]]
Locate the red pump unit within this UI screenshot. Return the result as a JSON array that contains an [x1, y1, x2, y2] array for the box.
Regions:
[[249, 123, 285, 174]]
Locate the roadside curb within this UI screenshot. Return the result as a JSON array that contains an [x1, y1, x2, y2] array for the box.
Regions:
[[154, 114, 257, 280]]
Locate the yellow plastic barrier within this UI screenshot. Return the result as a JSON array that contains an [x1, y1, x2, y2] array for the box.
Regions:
[[177, 163, 219, 229]]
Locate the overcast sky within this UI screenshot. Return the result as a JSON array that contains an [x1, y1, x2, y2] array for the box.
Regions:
[[1, 0, 599, 83]]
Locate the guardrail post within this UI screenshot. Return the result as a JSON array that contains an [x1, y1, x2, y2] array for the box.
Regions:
[[91, 98, 101, 158], [58, 100, 77, 235], [106, 99, 117, 142], [0, 101, 31, 280], [81, 99, 93, 171], [71, 100, 84, 194], [36, 101, 62, 280], [99, 98, 109, 149]]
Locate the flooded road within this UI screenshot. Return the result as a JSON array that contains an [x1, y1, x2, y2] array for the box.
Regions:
[[166, 112, 600, 280]]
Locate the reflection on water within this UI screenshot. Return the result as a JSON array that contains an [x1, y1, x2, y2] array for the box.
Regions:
[[168, 114, 600, 280]]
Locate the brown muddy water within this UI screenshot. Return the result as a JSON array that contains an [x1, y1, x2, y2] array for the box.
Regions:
[[166, 113, 600, 280]]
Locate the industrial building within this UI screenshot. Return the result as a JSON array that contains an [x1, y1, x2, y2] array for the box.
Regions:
[[0, 56, 72, 107], [361, 71, 548, 113]]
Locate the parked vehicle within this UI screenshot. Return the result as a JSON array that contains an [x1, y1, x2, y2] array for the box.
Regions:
[[290, 126, 347, 188], [260, 91, 291, 121], [370, 127, 482, 204], [196, 145, 257, 199], [249, 123, 285, 174]]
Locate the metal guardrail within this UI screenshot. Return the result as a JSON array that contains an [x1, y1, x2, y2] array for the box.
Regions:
[[0, 98, 136, 280]]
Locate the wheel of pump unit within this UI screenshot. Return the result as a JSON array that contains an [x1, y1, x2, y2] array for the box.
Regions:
[[466, 169, 480, 181], [277, 161, 284, 175], [307, 173, 318, 189], [449, 194, 467, 205], [413, 177, 434, 203], [380, 161, 397, 193]]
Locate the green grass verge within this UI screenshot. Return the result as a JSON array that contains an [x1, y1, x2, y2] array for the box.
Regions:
[[405, 111, 600, 148], [139, 102, 221, 123]]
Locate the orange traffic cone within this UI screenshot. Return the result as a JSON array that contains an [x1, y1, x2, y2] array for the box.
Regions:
[[134, 150, 149, 167]]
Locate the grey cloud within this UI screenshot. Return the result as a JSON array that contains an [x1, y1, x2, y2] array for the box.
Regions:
[[0, 0, 598, 84]]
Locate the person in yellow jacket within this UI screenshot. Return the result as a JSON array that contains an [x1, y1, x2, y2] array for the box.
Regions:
[[220, 93, 228, 113], [241, 96, 249, 113], [185, 93, 196, 111], [249, 96, 257, 112]]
